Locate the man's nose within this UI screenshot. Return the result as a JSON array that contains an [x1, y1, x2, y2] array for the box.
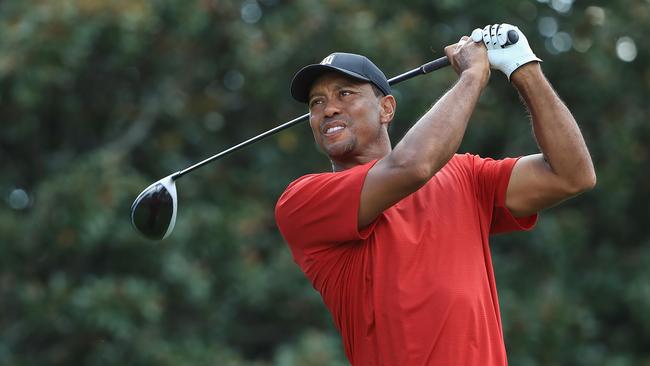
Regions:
[[323, 99, 342, 117]]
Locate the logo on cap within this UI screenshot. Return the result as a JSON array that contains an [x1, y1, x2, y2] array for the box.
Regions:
[[320, 55, 335, 65]]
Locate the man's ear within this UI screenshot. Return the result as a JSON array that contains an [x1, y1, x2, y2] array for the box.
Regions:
[[379, 95, 397, 124]]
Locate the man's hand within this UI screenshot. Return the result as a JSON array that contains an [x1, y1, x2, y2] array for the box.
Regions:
[[474, 24, 542, 80], [444, 35, 490, 88]]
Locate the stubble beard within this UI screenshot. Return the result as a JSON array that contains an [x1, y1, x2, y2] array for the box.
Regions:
[[323, 134, 357, 160]]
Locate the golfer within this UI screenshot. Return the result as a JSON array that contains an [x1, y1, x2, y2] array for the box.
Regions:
[[275, 24, 595, 365]]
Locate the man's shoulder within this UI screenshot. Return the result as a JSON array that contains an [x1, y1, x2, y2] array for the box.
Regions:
[[282, 170, 335, 197], [450, 152, 482, 163], [446, 153, 510, 170], [442, 153, 477, 172], [426, 153, 490, 189], [283, 161, 375, 194], [277, 169, 337, 206]]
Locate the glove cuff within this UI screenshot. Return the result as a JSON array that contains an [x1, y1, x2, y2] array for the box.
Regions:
[[505, 54, 542, 80]]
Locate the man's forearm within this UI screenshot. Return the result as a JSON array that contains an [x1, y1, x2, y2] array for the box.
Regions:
[[512, 63, 596, 190], [391, 70, 485, 178]]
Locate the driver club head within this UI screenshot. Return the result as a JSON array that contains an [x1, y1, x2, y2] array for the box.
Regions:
[[130, 175, 178, 240]]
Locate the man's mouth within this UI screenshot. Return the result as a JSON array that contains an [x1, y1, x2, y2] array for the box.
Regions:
[[322, 121, 347, 136], [326, 126, 344, 134]]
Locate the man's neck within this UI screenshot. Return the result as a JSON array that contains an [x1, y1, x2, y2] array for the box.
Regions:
[[330, 148, 390, 172], [329, 128, 392, 172]]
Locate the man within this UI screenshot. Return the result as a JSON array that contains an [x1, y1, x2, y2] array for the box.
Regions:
[[275, 24, 595, 365]]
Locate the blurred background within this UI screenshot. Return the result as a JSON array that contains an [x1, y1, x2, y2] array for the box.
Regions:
[[1, 0, 648, 365]]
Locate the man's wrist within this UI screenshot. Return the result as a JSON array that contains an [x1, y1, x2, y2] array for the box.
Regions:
[[510, 61, 543, 86], [460, 67, 489, 89]]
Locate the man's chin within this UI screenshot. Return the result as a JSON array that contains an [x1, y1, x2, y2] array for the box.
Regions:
[[323, 142, 355, 159]]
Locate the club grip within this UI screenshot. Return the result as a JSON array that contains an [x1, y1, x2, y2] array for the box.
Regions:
[[505, 29, 519, 46], [421, 56, 451, 74], [388, 55, 451, 86]]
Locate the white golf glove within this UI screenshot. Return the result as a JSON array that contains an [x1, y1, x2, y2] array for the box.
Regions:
[[470, 24, 542, 80]]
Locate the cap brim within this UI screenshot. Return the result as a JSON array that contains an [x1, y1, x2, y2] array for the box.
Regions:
[[290, 64, 371, 103]]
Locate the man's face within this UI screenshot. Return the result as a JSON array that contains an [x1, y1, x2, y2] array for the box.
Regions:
[[307, 73, 387, 160]]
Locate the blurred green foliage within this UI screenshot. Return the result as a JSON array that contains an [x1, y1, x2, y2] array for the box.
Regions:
[[0, 0, 648, 364]]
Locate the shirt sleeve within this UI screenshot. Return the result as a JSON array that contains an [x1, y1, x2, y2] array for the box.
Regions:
[[470, 154, 538, 234], [275, 160, 379, 267]]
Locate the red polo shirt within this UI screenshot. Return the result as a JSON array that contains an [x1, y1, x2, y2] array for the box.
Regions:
[[275, 154, 537, 365]]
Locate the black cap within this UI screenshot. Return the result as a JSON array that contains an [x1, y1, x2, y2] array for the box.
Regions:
[[290, 52, 391, 103]]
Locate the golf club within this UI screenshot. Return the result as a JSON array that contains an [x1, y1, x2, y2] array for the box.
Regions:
[[131, 28, 521, 240]]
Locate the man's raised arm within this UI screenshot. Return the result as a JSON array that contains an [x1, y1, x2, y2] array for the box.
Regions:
[[358, 37, 490, 228], [505, 63, 596, 217]]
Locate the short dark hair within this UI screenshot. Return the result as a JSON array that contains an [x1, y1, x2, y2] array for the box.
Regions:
[[370, 83, 385, 99]]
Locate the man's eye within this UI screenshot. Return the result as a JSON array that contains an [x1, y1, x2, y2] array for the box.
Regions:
[[341, 90, 352, 96], [309, 99, 323, 108]]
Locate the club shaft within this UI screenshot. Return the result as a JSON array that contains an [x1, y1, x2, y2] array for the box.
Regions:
[[172, 113, 309, 179], [172, 55, 450, 180]]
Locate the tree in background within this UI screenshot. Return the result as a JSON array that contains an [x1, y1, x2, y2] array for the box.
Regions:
[[0, 0, 648, 365]]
